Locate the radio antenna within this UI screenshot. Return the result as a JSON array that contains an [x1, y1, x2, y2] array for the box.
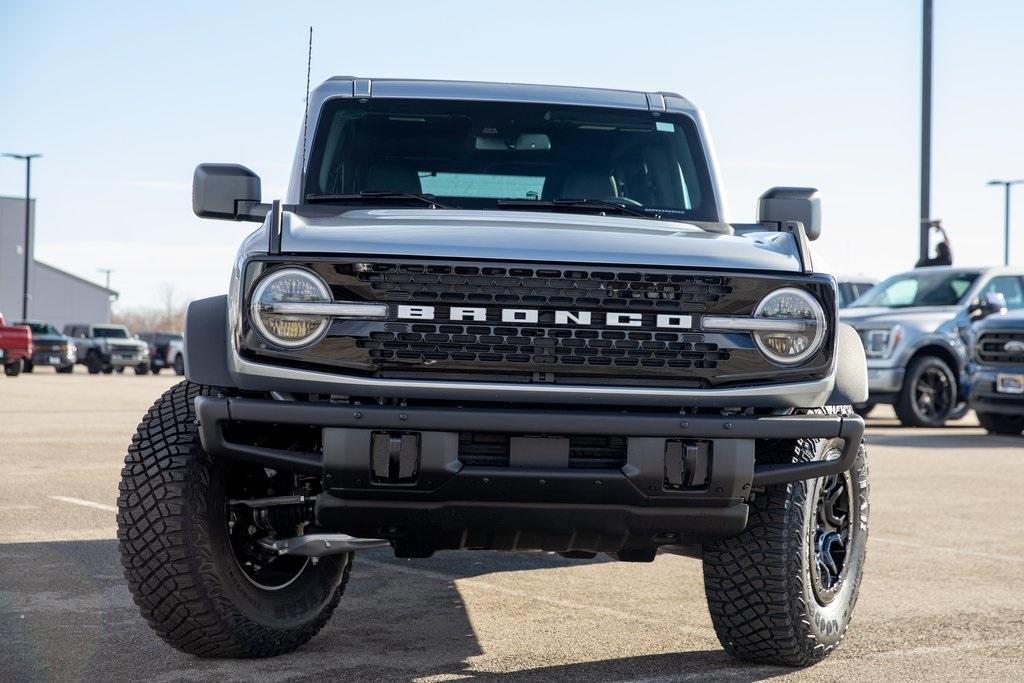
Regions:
[[300, 26, 313, 192]]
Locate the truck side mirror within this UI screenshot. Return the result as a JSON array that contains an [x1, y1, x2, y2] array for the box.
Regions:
[[193, 164, 262, 220], [970, 292, 1008, 320], [758, 187, 821, 240]]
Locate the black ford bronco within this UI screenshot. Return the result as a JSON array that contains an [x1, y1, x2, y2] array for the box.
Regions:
[[117, 78, 870, 666]]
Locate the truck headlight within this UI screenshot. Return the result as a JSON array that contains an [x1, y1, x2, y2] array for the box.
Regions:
[[862, 325, 902, 360], [751, 287, 827, 365], [250, 268, 332, 348]]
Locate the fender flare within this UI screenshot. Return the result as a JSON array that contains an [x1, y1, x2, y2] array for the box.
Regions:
[[826, 323, 868, 405], [184, 295, 236, 388]]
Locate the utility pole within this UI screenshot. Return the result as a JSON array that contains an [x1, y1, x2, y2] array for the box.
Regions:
[[98, 268, 114, 322], [987, 180, 1024, 266], [2, 153, 42, 319], [919, 0, 933, 264]]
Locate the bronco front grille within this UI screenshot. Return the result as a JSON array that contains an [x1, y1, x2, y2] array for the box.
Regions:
[[355, 262, 733, 311], [241, 258, 836, 388], [977, 331, 1024, 364]]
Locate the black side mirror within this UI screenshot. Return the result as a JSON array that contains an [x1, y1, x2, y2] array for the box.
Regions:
[[193, 164, 262, 220], [758, 187, 822, 240], [970, 292, 1008, 320]]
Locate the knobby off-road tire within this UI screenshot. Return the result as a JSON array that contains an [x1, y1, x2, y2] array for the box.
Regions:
[[117, 380, 351, 657], [702, 408, 869, 666], [976, 411, 1024, 436]]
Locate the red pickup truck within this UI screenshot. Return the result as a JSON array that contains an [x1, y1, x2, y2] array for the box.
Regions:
[[0, 313, 32, 376]]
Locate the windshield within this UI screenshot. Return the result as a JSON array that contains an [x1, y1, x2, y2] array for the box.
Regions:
[[23, 322, 59, 335], [851, 270, 979, 308], [304, 98, 716, 221], [92, 326, 129, 339]]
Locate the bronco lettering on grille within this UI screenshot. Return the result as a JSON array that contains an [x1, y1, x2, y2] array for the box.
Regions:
[[396, 305, 693, 330]]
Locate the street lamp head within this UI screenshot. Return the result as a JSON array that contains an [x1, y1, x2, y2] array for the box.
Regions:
[[3, 153, 42, 161]]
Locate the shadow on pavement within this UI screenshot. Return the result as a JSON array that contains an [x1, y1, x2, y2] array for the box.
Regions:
[[0, 539, 784, 682]]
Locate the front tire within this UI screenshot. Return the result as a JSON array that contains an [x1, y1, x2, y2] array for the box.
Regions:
[[86, 352, 102, 374], [894, 355, 956, 427], [976, 412, 1024, 436], [174, 354, 185, 376], [4, 360, 22, 376], [702, 414, 869, 666], [134, 363, 149, 375], [117, 381, 351, 657], [23, 360, 33, 373]]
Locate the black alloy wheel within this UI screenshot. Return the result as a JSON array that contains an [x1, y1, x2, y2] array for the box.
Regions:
[[810, 472, 853, 605], [225, 466, 311, 591], [895, 355, 957, 427]]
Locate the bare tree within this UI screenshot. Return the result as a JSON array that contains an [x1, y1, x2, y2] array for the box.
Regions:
[[112, 282, 188, 334]]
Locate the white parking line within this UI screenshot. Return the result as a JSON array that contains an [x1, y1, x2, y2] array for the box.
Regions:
[[871, 536, 1023, 563], [49, 496, 117, 513]]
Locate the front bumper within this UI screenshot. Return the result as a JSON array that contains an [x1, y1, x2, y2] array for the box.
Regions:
[[31, 348, 74, 367], [102, 350, 148, 367], [866, 365, 904, 394], [969, 367, 1024, 416], [195, 396, 863, 552]]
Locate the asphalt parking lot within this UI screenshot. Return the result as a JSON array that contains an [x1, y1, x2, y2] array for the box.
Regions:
[[2, 372, 1023, 682]]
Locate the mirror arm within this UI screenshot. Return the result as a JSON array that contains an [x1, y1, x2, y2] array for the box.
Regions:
[[235, 200, 272, 222], [780, 220, 814, 274]]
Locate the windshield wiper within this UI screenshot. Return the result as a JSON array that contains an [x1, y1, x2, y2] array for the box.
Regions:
[[305, 191, 450, 209], [496, 198, 653, 219]]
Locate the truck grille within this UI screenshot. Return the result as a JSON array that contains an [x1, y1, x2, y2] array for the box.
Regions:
[[977, 331, 1024, 364], [242, 258, 836, 388], [356, 263, 733, 311], [364, 324, 726, 370]]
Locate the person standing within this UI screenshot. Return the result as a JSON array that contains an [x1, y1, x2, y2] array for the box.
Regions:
[[916, 220, 953, 267]]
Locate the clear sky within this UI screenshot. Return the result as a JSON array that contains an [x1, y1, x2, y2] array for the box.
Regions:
[[1, 1, 1022, 309]]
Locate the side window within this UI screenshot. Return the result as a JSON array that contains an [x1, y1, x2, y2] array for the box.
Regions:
[[982, 276, 1024, 309]]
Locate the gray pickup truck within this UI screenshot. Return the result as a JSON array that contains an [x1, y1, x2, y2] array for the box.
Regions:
[[841, 266, 1024, 426], [63, 323, 150, 374], [116, 78, 869, 666]]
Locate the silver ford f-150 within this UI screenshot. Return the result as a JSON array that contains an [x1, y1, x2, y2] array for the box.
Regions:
[[117, 78, 869, 667]]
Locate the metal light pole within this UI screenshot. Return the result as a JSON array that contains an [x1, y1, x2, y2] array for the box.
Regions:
[[3, 153, 42, 320], [98, 268, 114, 322], [987, 180, 1024, 266], [919, 0, 934, 264]]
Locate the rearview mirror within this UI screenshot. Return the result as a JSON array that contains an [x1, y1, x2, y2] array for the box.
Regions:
[[475, 133, 551, 151], [970, 292, 1008, 320], [758, 187, 821, 240], [193, 163, 262, 220]]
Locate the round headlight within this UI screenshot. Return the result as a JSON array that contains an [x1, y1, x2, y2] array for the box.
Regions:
[[752, 287, 826, 365], [250, 268, 332, 348]]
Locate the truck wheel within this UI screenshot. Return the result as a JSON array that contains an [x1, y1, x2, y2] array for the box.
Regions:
[[4, 360, 22, 376], [976, 412, 1024, 436], [56, 364, 74, 374], [702, 416, 869, 666], [23, 360, 34, 373], [134, 363, 149, 375], [86, 352, 102, 374], [117, 381, 350, 657], [151, 366, 162, 375], [894, 355, 956, 427], [174, 354, 185, 376]]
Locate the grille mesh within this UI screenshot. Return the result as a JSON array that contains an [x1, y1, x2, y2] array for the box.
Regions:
[[354, 262, 732, 311], [361, 323, 727, 369]]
